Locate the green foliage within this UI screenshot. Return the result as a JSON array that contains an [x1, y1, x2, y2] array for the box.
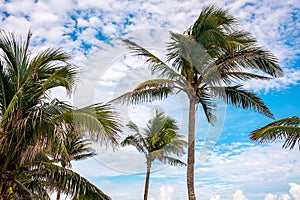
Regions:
[[0, 30, 120, 199], [250, 116, 300, 150], [121, 111, 187, 165], [121, 111, 187, 200]]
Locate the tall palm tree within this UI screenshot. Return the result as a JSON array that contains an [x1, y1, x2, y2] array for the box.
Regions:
[[0, 30, 121, 199], [112, 5, 283, 200], [250, 116, 300, 150], [121, 111, 187, 200]]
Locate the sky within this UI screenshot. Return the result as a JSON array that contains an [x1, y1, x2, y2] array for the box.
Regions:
[[0, 0, 300, 199]]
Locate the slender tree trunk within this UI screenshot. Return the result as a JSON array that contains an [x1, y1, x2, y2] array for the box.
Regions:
[[144, 158, 151, 200], [187, 97, 196, 200]]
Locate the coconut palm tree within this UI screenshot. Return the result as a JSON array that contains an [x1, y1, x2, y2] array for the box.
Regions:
[[112, 5, 283, 199], [0, 30, 120, 199], [121, 111, 187, 200], [250, 116, 300, 150]]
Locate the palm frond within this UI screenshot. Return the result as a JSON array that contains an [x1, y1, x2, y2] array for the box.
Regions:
[[157, 155, 186, 166], [120, 134, 147, 154], [53, 103, 121, 145], [167, 32, 213, 75], [221, 72, 271, 84], [190, 4, 236, 49], [126, 120, 140, 134], [212, 85, 274, 119], [110, 82, 174, 105], [32, 162, 111, 200], [197, 90, 216, 124], [38, 65, 78, 96], [225, 30, 257, 48], [215, 47, 283, 78], [24, 179, 51, 200], [134, 79, 177, 91], [123, 39, 183, 80], [250, 116, 300, 150]]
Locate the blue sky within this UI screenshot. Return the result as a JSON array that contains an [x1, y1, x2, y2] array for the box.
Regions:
[[1, 0, 300, 199]]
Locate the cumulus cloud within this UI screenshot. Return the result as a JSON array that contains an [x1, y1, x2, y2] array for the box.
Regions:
[[1, 0, 298, 63], [279, 194, 291, 200], [289, 183, 300, 200], [263, 183, 300, 200], [243, 69, 300, 93], [0, 0, 298, 102], [158, 185, 174, 200], [265, 193, 277, 200], [72, 141, 300, 200], [208, 184, 300, 200], [232, 190, 248, 200]]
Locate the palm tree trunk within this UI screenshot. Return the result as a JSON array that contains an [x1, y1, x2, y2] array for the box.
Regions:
[[144, 158, 151, 200], [187, 97, 196, 200]]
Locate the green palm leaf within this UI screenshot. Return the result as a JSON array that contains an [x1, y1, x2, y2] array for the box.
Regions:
[[53, 103, 121, 145], [32, 162, 111, 200], [123, 39, 184, 80], [212, 85, 274, 119], [250, 116, 300, 150], [111, 83, 174, 105]]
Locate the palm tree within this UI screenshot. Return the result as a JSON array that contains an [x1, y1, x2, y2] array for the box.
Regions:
[[112, 5, 283, 199], [250, 116, 300, 150], [0, 30, 121, 199], [52, 132, 96, 200], [120, 111, 187, 200]]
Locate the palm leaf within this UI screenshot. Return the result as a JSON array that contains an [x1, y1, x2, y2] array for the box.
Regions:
[[197, 90, 217, 124], [156, 155, 186, 166], [215, 47, 283, 78], [212, 85, 274, 119], [120, 134, 147, 154], [52, 103, 121, 145], [110, 82, 174, 105], [123, 39, 184, 80], [190, 5, 236, 49], [250, 116, 300, 150], [32, 162, 111, 200], [221, 71, 271, 84]]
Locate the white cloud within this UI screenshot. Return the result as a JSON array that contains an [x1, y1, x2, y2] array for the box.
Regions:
[[71, 141, 300, 200], [233, 190, 248, 200], [243, 69, 300, 93], [263, 183, 300, 200], [289, 183, 300, 200], [1, 0, 298, 95], [279, 194, 291, 200], [1, 16, 31, 34], [265, 193, 277, 200], [158, 185, 174, 200]]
